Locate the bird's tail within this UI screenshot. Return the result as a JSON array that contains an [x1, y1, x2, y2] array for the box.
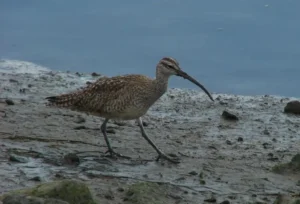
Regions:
[[45, 91, 83, 108]]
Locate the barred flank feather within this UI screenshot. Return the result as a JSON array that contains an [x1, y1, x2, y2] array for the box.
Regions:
[[45, 91, 84, 107]]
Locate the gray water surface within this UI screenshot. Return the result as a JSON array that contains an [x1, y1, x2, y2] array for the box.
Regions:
[[1, 0, 299, 97]]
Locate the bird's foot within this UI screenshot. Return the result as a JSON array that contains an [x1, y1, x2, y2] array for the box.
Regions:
[[104, 149, 131, 159], [156, 152, 180, 164]]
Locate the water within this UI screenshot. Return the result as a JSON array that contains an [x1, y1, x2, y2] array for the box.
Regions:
[[1, 0, 300, 97]]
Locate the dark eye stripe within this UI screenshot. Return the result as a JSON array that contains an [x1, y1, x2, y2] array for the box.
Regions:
[[161, 61, 174, 69]]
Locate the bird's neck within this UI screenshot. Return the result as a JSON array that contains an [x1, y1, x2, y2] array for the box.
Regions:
[[153, 72, 170, 95]]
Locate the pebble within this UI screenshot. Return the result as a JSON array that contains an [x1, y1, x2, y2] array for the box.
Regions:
[[74, 125, 86, 130], [91, 72, 101, 77], [188, 171, 198, 176], [117, 187, 124, 192], [106, 128, 116, 134], [5, 99, 14, 105], [63, 153, 80, 166], [222, 110, 239, 121], [226, 140, 232, 145], [262, 142, 271, 149], [9, 154, 28, 163], [237, 137, 243, 142], [74, 116, 86, 124], [104, 190, 114, 200], [263, 129, 270, 135], [204, 197, 217, 202], [29, 176, 42, 182], [9, 79, 18, 83]]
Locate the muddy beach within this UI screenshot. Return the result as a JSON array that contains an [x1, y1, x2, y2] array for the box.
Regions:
[[0, 59, 300, 204]]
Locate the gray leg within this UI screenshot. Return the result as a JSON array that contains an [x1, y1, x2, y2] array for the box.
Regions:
[[137, 117, 180, 164], [101, 118, 130, 159]]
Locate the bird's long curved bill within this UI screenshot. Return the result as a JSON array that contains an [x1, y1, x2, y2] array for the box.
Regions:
[[177, 70, 214, 101]]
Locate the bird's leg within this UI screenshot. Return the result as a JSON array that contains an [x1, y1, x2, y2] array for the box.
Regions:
[[101, 118, 131, 159], [137, 117, 180, 164]]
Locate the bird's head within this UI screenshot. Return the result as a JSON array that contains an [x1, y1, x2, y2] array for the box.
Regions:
[[156, 57, 214, 101]]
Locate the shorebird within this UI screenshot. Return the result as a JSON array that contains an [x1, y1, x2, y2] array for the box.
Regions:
[[46, 57, 214, 163]]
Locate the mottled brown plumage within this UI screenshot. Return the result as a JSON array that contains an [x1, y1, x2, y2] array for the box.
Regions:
[[46, 57, 214, 163]]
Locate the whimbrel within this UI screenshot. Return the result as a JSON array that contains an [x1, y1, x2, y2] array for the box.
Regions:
[[46, 57, 214, 163]]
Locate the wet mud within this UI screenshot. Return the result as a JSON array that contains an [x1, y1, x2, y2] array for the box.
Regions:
[[1, 59, 300, 203]]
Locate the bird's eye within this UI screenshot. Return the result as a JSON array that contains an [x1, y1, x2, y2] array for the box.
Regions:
[[167, 65, 173, 69]]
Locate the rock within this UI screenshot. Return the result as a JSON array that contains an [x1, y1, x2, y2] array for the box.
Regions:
[[204, 196, 217, 202], [226, 140, 232, 145], [9, 79, 19, 83], [124, 182, 168, 204], [237, 137, 243, 142], [9, 154, 28, 163], [284, 100, 300, 114], [91, 72, 101, 77], [106, 127, 116, 134], [262, 142, 271, 149], [222, 110, 239, 121], [272, 153, 300, 174], [74, 116, 85, 124], [273, 194, 300, 204], [74, 125, 86, 130], [263, 129, 270, 135], [117, 187, 124, 192], [3, 194, 69, 204], [188, 171, 198, 176], [220, 201, 230, 204], [104, 189, 114, 200], [200, 180, 206, 185], [29, 176, 42, 182], [5, 99, 14, 105], [0, 179, 97, 204], [63, 153, 80, 166]]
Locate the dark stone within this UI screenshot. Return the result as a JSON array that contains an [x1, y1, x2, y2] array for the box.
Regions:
[[284, 100, 300, 114], [74, 116, 85, 124], [63, 153, 80, 166], [106, 127, 116, 134], [219, 101, 228, 105], [188, 171, 198, 176], [5, 99, 14, 105], [75, 72, 82, 77], [204, 197, 217, 202], [74, 125, 86, 130], [220, 201, 230, 204], [267, 157, 279, 162], [9, 79, 18, 83], [104, 190, 114, 200], [91, 72, 101, 77], [263, 129, 270, 135], [9, 154, 28, 163], [237, 137, 243, 142], [222, 110, 239, 121], [226, 140, 232, 145], [117, 187, 124, 192], [29, 176, 42, 182], [262, 142, 271, 149]]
